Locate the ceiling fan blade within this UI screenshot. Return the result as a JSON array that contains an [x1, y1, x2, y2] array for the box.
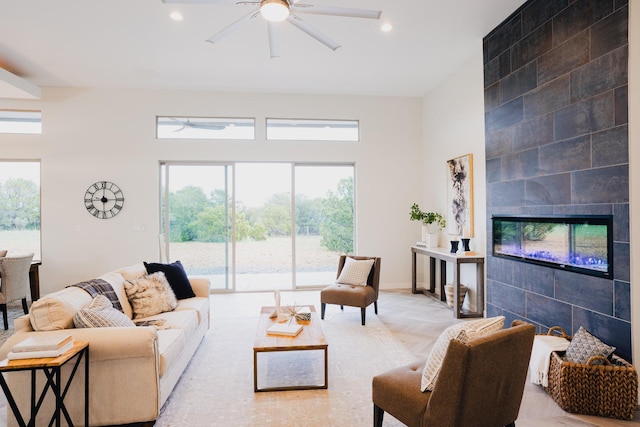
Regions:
[[287, 14, 340, 51], [267, 22, 281, 58], [290, 5, 381, 20], [206, 8, 260, 44]]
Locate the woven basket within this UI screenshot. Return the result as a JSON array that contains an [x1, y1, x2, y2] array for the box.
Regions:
[[444, 283, 466, 309], [541, 327, 639, 420]]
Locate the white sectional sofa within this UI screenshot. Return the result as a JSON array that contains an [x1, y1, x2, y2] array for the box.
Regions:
[[0, 262, 210, 427]]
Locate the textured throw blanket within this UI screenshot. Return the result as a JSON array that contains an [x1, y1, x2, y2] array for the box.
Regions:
[[69, 278, 124, 313], [529, 335, 570, 386]]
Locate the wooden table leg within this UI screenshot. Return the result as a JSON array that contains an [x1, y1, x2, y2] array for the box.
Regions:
[[453, 263, 461, 319], [253, 350, 258, 392], [429, 257, 436, 293], [411, 251, 418, 294], [439, 260, 446, 302], [476, 261, 485, 317]]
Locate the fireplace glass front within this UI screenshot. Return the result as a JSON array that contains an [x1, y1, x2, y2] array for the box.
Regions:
[[492, 215, 613, 278]]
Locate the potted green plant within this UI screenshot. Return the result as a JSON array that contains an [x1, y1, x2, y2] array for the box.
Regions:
[[410, 203, 446, 246]]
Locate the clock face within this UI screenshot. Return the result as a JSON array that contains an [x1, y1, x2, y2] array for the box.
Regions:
[[84, 181, 125, 219]]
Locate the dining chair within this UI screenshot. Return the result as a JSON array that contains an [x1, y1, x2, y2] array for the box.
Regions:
[[0, 253, 34, 329]]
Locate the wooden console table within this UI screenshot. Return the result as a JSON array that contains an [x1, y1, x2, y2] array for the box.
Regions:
[[411, 246, 484, 319]]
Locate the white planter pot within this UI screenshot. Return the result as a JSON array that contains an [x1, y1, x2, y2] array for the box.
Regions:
[[421, 225, 428, 242]]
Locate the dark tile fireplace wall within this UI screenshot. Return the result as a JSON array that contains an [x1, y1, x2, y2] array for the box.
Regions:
[[483, 0, 631, 360]]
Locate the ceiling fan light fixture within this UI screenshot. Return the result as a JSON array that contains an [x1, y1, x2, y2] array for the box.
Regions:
[[260, 0, 290, 22]]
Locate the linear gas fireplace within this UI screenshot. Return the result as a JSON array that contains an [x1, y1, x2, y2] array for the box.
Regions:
[[492, 215, 613, 278]]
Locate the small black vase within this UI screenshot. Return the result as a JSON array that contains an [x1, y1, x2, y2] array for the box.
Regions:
[[461, 238, 471, 252], [450, 241, 459, 253]]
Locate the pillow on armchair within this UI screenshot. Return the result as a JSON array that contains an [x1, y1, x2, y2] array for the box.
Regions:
[[421, 316, 505, 392], [336, 257, 375, 286]]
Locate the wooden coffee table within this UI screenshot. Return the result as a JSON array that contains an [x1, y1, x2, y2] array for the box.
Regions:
[[253, 305, 328, 392]]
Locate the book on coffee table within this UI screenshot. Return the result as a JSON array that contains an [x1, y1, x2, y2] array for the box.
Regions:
[[267, 322, 303, 337]]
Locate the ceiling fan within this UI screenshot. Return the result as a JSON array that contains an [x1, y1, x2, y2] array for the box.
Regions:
[[161, 0, 382, 58]]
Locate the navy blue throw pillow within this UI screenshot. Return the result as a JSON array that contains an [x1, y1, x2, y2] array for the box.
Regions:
[[143, 260, 195, 300]]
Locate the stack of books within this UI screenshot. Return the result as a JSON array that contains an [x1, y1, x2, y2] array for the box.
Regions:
[[7, 334, 74, 360]]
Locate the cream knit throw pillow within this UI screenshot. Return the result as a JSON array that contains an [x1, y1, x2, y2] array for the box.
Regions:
[[336, 257, 374, 286], [421, 316, 505, 392], [73, 295, 135, 328]]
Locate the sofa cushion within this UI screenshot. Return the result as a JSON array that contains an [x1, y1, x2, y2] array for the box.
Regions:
[[124, 272, 178, 319], [117, 263, 147, 281], [336, 257, 374, 286], [29, 287, 93, 331], [73, 295, 136, 328], [174, 297, 210, 325], [137, 310, 200, 338], [156, 328, 186, 378], [421, 316, 505, 392], [144, 260, 196, 300]]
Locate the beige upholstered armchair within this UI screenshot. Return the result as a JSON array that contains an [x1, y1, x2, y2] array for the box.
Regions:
[[372, 321, 535, 427], [320, 255, 381, 325], [0, 253, 34, 330]]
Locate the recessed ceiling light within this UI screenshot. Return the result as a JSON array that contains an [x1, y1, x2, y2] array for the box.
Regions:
[[170, 11, 184, 21], [381, 23, 393, 32]]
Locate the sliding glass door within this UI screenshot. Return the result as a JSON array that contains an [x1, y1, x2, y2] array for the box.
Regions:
[[235, 163, 293, 291], [161, 162, 354, 292], [161, 163, 232, 290], [294, 164, 354, 287]]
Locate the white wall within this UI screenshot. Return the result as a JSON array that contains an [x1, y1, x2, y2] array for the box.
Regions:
[[421, 49, 487, 309], [0, 89, 423, 294]]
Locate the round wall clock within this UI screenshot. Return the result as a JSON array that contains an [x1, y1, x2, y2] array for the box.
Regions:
[[84, 181, 125, 219]]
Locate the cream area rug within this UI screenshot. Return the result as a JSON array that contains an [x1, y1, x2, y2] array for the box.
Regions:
[[156, 308, 415, 427]]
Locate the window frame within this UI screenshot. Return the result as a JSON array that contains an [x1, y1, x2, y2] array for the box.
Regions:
[[156, 116, 256, 140], [0, 110, 42, 134], [266, 118, 360, 142]]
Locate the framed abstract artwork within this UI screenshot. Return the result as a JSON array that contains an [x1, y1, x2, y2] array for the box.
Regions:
[[446, 154, 474, 237]]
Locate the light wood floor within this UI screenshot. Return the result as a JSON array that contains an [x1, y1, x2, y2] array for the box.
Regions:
[[373, 289, 640, 426], [0, 290, 637, 426], [210, 288, 639, 426]]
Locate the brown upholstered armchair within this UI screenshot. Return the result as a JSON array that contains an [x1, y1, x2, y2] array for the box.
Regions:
[[320, 255, 381, 325], [372, 321, 535, 427]]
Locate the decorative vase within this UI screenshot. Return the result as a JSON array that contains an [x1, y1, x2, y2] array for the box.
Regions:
[[461, 238, 471, 252], [421, 224, 429, 243], [450, 241, 459, 253]]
